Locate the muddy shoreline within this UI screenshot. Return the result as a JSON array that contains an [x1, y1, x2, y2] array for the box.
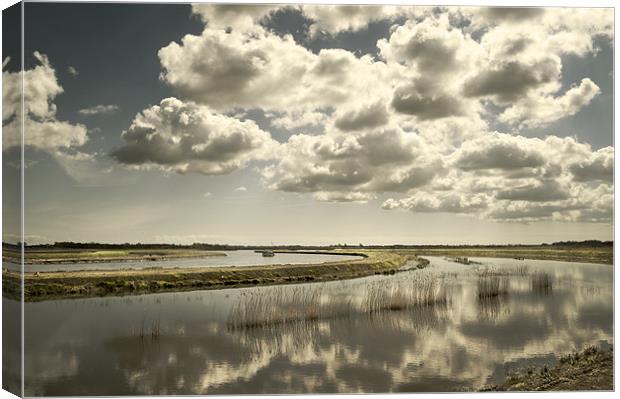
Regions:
[[484, 346, 613, 391]]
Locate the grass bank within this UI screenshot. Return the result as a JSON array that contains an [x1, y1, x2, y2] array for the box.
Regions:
[[393, 246, 612, 265], [3, 249, 226, 264], [485, 346, 613, 391], [2, 251, 414, 302]]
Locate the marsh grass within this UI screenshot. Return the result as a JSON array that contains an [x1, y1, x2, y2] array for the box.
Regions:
[[477, 274, 509, 299], [131, 317, 161, 340], [228, 286, 326, 330], [477, 295, 500, 321], [514, 265, 530, 276], [227, 277, 449, 331], [364, 278, 448, 313], [530, 272, 553, 295]]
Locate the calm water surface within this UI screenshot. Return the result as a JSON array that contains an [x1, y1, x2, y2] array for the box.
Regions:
[[18, 250, 362, 272], [18, 256, 613, 395]]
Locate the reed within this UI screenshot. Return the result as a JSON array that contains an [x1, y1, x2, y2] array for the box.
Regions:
[[530, 272, 553, 295], [131, 317, 161, 340], [365, 278, 448, 313], [151, 318, 161, 339], [228, 286, 326, 330], [514, 265, 530, 276], [477, 275, 509, 299], [227, 278, 449, 330]]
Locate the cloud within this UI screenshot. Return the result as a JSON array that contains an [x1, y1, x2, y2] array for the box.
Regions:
[[334, 102, 389, 131], [486, 201, 581, 223], [191, 3, 282, 31], [378, 15, 476, 75], [159, 8, 610, 132], [158, 26, 391, 114], [158, 26, 313, 111], [2, 52, 88, 153], [19, 119, 87, 151], [268, 110, 329, 131], [382, 131, 612, 223], [378, 16, 481, 121], [495, 180, 571, 202], [67, 66, 78, 76], [301, 5, 407, 37], [263, 127, 441, 199], [140, 6, 614, 226], [203, 192, 212, 198], [485, 183, 612, 224], [391, 78, 467, 120], [234, 186, 248, 192], [460, 11, 610, 127], [3, 51, 63, 122], [463, 58, 560, 103], [382, 192, 489, 214], [453, 132, 546, 171], [189, 4, 432, 37], [78, 104, 120, 115], [498, 78, 600, 128], [110, 97, 278, 175], [313, 191, 375, 203], [152, 234, 222, 244], [478, 7, 545, 24], [464, 6, 612, 52], [568, 146, 613, 182]]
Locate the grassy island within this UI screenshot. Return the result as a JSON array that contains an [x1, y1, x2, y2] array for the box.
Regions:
[[3, 250, 417, 301]]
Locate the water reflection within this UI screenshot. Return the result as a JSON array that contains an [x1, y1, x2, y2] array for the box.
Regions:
[[24, 257, 613, 395]]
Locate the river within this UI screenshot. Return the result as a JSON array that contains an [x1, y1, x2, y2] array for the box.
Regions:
[[6, 256, 612, 394]]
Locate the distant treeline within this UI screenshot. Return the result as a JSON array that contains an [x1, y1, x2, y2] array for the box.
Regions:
[[2, 239, 613, 250], [542, 240, 613, 247]]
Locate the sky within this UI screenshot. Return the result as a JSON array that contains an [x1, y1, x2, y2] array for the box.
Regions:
[[1, 2, 614, 245]]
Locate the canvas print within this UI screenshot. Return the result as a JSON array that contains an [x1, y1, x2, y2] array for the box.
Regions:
[[1, 1, 614, 396]]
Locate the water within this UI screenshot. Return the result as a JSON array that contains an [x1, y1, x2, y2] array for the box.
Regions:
[[14, 256, 613, 395], [14, 250, 362, 272]]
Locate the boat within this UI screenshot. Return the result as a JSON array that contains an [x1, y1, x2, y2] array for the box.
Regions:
[[262, 250, 275, 257]]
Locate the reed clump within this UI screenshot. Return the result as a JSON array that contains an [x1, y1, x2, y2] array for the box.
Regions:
[[131, 318, 161, 340], [228, 287, 327, 330], [363, 280, 448, 313], [227, 278, 449, 331], [530, 272, 553, 295], [514, 265, 530, 276], [477, 274, 509, 299]]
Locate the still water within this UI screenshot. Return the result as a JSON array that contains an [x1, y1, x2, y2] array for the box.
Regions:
[[16, 256, 613, 395], [19, 250, 362, 272]]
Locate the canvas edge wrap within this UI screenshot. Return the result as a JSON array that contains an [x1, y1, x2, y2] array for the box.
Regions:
[[2, 1, 24, 397]]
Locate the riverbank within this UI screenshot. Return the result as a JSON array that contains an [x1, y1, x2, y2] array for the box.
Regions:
[[5, 244, 611, 265], [394, 246, 612, 265], [3, 249, 226, 265], [485, 346, 613, 391], [2, 251, 414, 301]]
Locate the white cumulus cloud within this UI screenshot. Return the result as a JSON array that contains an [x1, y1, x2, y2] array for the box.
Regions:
[[111, 97, 278, 175]]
